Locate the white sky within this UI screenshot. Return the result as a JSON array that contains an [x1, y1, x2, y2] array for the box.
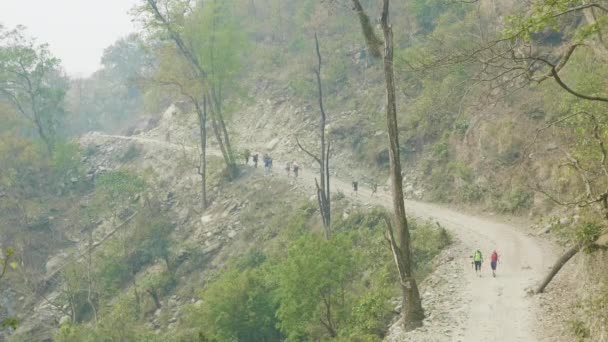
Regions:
[[0, 0, 141, 77]]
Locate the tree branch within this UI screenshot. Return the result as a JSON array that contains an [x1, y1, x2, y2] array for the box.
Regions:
[[296, 137, 321, 165], [552, 3, 608, 18]]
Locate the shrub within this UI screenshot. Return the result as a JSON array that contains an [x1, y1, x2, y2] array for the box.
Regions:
[[494, 187, 533, 213], [274, 233, 358, 340], [118, 143, 141, 163], [184, 267, 281, 342]]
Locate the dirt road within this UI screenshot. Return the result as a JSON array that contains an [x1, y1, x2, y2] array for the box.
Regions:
[[299, 168, 555, 341], [88, 132, 556, 341]]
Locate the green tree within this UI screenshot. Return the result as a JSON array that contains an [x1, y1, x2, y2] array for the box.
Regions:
[[66, 34, 154, 134], [0, 25, 68, 153], [274, 233, 358, 340], [91, 170, 146, 223], [187, 267, 281, 342], [136, 0, 246, 178]]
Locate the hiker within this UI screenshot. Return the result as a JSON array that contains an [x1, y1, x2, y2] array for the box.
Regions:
[[252, 153, 259, 168], [244, 149, 251, 165], [352, 181, 358, 196], [263, 154, 269, 172], [472, 249, 483, 276], [490, 250, 499, 277], [292, 161, 300, 178], [263, 154, 272, 173], [371, 182, 378, 196], [285, 161, 292, 176]]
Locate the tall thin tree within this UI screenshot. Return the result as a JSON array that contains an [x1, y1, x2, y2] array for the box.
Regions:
[[348, 0, 425, 329], [297, 33, 332, 239]]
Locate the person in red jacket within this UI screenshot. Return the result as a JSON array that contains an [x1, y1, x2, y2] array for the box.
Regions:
[[490, 250, 499, 277]]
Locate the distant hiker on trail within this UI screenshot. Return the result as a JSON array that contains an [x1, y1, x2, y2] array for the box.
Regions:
[[371, 182, 378, 196], [490, 250, 499, 277], [472, 249, 483, 276], [263, 154, 269, 172], [352, 181, 358, 196], [244, 149, 250, 165], [292, 161, 300, 178], [263, 154, 273, 173], [252, 153, 259, 168], [285, 161, 292, 176]]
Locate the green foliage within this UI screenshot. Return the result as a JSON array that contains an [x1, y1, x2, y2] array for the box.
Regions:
[[51, 142, 86, 192], [411, 221, 452, 278], [186, 267, 281, 342], [568, 319, 590, 341], [432, 141, 449, 161], [575, 222, 603, 252], [274, 233, 358, 340], [502, 0, 604, 43], [56, 295, 159, 342], [493, 186, 534, 213], [343, 285, 392, 341], [173, 203, 450, 341], [94, 208, 174, 297], [92, 170, 146, 218], [0, 25, 67, 150], [130, 213, 174, 272], [95, 240, 133, 296], [0, 317, 19, 330], [183, 1, 248, 103], [0, 247, 19, 331]]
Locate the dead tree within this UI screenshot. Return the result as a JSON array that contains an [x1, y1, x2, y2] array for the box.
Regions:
[[535, 244, 580, 294], [348, 0, 425, 329], [297, 34, 332, 239], [196, 97, 208, 209], [379, 0, 425, 329]]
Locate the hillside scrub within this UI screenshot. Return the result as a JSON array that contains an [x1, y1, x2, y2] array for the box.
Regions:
[[2, 0, 608, 339], [175, 208, 450, 342]]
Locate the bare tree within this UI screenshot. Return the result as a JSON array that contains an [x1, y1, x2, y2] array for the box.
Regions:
[[379, 0, 424, 329], [347, 0, 424, 329], [297, 33, 332, 239]]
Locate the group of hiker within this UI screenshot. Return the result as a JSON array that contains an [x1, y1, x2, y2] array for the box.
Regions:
[[351, 180, 378, 196], [244, 150, 382, 194], [243, 149, 300, 177], [284, 161, 300, 177], [471, 249, 500, 277]]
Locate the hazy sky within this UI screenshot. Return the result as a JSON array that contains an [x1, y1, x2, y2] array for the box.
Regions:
[[0, 0, 141, 77]]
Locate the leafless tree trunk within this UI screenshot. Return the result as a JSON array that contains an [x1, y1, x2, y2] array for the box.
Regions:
[[380, 0, 424, 330], [320, 293, 337, 337], [536, 244, 580, 294], [87, 231, 99, 325], [296, 33, 332, 239], [194, 98, 208, 209]]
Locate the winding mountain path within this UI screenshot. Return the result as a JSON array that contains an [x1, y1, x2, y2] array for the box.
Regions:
[[88, 132, 556, 341]]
